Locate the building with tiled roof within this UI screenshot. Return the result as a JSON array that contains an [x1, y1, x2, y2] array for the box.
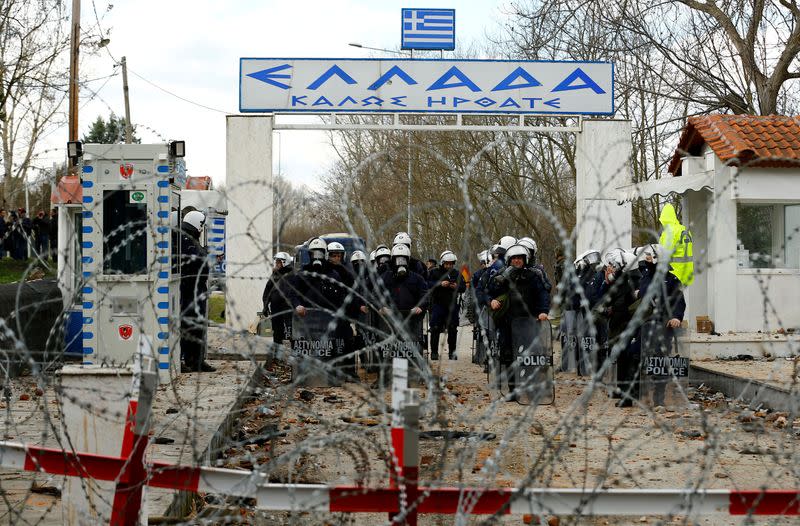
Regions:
[[618, 114, 800, 357]]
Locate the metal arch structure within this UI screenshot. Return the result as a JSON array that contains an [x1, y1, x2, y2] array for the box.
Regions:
[[226, 111, 631, 332]]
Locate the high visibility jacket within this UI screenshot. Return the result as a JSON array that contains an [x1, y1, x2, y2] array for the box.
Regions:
[[658, 204, 694, 286]]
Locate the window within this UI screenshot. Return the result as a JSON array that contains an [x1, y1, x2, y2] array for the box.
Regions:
[[736, 203, 800, 269], [103, 190, 148, 274]]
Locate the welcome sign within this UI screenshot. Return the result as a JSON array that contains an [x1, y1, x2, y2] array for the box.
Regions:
[[240, 58, 614, 115]]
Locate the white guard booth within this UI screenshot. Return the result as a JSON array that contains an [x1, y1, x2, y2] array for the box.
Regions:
[[77, 143, 183, 381]]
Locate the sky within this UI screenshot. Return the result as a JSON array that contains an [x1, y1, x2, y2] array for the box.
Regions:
[[50, 0, 511, 191]]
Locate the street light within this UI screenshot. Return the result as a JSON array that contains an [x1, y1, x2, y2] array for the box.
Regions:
[[348, 43, 411, 57]]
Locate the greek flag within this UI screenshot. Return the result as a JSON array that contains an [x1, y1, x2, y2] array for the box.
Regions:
[[401, 8, 455, 50]]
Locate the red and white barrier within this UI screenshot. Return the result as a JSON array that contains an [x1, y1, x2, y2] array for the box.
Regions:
[[2, 358, 799, 524]]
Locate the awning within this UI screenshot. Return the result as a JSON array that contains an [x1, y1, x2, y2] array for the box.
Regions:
[[616, 171, 713, 204]]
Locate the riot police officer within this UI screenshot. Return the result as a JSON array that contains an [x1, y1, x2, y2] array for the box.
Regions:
[[427, 250, 465, 360], [489, 244, 550, 401], [597, 248, 641, 406], [180, 211, 216, 373], [378, 244, 428, 338], [262, 252, 294, 345], [392, 232, 427, 275]]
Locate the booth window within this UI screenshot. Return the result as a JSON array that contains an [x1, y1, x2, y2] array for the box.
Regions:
[[103, 190, 147, 274], [736, 203, 800, 269]]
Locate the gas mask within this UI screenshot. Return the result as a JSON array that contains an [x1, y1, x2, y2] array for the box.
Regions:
[[310, 249, 325, 266], [394, 256, 408, 276]]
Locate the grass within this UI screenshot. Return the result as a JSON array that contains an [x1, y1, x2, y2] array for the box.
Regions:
[[208, 294, 226, 323], [0, 258, 56, 284]]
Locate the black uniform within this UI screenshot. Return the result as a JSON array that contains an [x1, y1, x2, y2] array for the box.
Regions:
[[262, 265, 294, 344], [597, 268, 642, 401], [180, 222, 211, 371], [426, 265, 465, 359], [489, 265, 550, 393], [378, 265, 429, 345]]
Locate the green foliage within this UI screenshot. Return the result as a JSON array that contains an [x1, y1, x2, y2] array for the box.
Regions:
[[82, 114, 140, 144], [0, 259, 56, 284]]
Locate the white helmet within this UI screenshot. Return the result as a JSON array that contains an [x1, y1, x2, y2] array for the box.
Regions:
[[440, 250, 457, 265], [274, 251, 290, 263], [499, 235, 517, 250], [518, 237, 538, 257], [308, 237, 327, 264], [391, 243, 411, 272], [368, 249, 377, 263], [604, 248, 631, 271], [477, 250, 487, 263], [327, 241, 345, 254], [350, 250, 366, 263], [183, 210, 205, 230], [634, 244, 658, 263], [393, 231, 412, 247], [576, 249, 601, 270], [505, 244, 528, 264], [490, 244, 505, 257], [375, 245, 391, 264]]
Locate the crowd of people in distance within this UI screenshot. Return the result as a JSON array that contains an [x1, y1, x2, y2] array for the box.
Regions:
[[0, 208, 57, 260]]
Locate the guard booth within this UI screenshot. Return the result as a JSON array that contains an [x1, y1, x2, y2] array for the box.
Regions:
[[71, 142, 184, 381]]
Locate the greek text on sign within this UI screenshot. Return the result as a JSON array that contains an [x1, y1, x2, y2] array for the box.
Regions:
[[645, 356, 689, 377], [240, 59, 614, 115]]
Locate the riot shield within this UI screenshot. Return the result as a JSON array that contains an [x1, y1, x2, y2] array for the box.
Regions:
[[639, 320, 690, 410], [375, 312, 425, 387], [512, 318, 555, 405], [559, 310, 577, 372], [575, 312, 608, 378], [291, 309, 344, 387], [475, 307, 494, 368]]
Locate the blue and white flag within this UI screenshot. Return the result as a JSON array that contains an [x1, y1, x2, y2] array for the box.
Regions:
[[401, 8, 455, 50]]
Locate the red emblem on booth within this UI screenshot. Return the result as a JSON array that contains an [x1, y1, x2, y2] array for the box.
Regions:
[[118, 324, 133, 340], [120, 163, 134, 179]]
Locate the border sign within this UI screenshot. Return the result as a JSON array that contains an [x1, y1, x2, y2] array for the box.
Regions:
[[239, 58, 614, 115]]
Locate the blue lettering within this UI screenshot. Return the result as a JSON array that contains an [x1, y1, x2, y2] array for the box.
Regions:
[[522, 97, 542, 108], [312, 96, 334, 107], [453, 97, 470, 107], [362, 96, 384, 106], [492, 67, 542, 91], [337, 96, 358, 107], [427, 96, 447, 107], [544, 98, 561, 109], [307, 65, 357, 90], [552, 68, 606, 94], [367, 66, 418, 90], [291, 95, 307, 106], [499, 97, 521, 109], [427, 66, 481, 92], [390, 96, 407, 107]]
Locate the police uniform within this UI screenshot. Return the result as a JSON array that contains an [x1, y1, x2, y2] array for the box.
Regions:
[[426, 265, 465, 359]]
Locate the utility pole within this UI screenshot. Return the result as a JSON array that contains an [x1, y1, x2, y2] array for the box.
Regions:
[[121, 56, 132, 144], [68, 0, 81, 151], [407, 132, 412, 235]]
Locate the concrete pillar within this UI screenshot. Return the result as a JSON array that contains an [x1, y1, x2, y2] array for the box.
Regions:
[[225, 115, 273, 331], [683, 190, 710, 330], [575, 120, 632, 255], [708, 164, 737, 332]]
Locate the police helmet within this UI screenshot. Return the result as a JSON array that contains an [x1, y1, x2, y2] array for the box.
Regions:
[[440, 251, 457, 265], [183, 210, 205, 230], [505, 244, 528, 265], [368, 250, 377, 263], [350, 250, 366, 263], [491, 244, 506, 258], [519, 237, 537, 257], [308, 237, 327, 263], [327, 241, 345, 255], [375, 246, 391, 265], [274, 252, 290, 264], [393, 232, 412, 247], [499, 235, 517, 250]]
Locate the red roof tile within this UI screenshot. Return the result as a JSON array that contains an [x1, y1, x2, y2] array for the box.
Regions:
[[668, 115, 800, 175]]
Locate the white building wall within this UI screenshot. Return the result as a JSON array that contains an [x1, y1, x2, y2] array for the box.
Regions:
[[706, 163, 738, 332], [736, 270, 800, 331], [576, 120, 632, 255], [225, 115, 273, 332], [683, 189, 709, 329]]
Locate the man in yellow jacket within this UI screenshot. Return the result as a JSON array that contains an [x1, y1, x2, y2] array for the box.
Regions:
[[658, 203, 694, 287]]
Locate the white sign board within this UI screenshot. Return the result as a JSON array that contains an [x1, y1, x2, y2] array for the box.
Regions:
[[239, 58, 614, 115]]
